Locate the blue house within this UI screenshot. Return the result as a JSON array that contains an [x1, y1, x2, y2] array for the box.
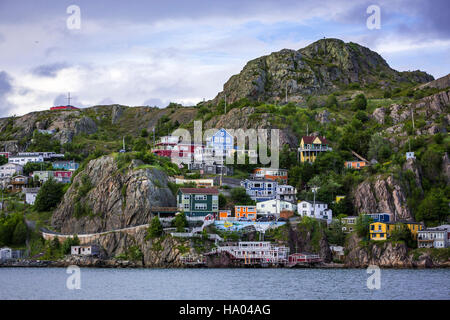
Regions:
[[364, 213, 391, 223], [207, 128, 234, 157], [240, 179, 277, 202], [52, 161, 79, 171]]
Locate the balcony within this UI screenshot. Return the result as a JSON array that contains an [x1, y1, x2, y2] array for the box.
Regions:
[[298, 145, 332, 152]]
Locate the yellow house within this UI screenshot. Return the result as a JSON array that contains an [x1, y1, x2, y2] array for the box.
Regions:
[[336, 196, 346, 203], [370, 222, 423, 241], [298, 136, 332, 163]]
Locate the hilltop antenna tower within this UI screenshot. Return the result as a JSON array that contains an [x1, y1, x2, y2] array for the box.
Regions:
[[67, 92, 71, 106]]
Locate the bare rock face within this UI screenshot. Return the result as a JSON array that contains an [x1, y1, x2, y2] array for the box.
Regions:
[[402, 157, 423, 192], [51, 116, 98, 144], [344, 234, 413, 268], [97, 229, 188, 267], [372, 107, 386, 124], [352, 175, 412, 221], [417, 73, 450, 90], [315, 110, 332, 124], [51, 155, 176, 234]]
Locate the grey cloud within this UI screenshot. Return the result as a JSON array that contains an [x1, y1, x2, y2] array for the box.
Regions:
[[53, 93, 85, 108], [31, 62, 70, 77], [0, 71, 14, 117], [142, 98, 166, 108]]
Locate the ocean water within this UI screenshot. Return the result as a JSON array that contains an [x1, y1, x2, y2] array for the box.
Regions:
[[0, 267, 449, 300]]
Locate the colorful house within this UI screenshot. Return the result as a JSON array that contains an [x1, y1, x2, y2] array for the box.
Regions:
[[8, 175, 30, 193], [177, 188, 219, 219], [417, 225, 450, 248], [297, 136, 331, 163], [235, 205, 257, 221], [253, 167, 288, 184], [218, 210, 232, 220], [54, 171, 73, 183], [341, 216, 358, 233], [206, 128, 234, 157], [344, 160, 368, 169], [52, 161, 79, 171], [240, 179, 277, 202], [364, 213, 391, 223], [369, 221, 423, 241]]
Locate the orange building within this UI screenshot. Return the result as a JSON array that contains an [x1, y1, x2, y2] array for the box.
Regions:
[[344, 161, 368, 169], [218, 210, 232, 220], [235, 205, 257, 221]]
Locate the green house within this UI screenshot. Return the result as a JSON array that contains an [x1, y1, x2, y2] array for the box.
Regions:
[[177, 188, 219, 218]]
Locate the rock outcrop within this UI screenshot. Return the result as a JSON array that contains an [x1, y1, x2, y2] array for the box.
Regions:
[[344, 234, 450, 268], [52, 155, 176, 234], [352, 175, 412, 221]]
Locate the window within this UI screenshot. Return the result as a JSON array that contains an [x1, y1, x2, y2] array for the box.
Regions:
[[195, 195, 207, 201], [195, 203, 207, 210]]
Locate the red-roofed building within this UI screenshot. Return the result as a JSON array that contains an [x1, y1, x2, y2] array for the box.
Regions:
[[50, 105, 79, 111], [177, 187, 219, 219], [298, 136, 332, 163]]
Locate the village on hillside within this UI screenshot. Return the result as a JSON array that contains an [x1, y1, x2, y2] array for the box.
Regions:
[[1, 106, 449, 267]]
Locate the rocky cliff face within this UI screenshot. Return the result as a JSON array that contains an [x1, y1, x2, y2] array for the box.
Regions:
[[372, 89, 449, 137], [352, 175, 413, 221], [51, 155, 176, 234], [213, 38, 433, 104]]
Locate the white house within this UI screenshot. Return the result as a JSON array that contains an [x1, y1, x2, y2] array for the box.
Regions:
[[256, 199, 296, 217], [298, 200, 333, 224], [418, 225, 450, 248], [0, 163, 23, 180], [9, 154, 44, 166], [24, 187, 40, 205], [71, 245, 100, 256], [0, 247, 12, 260], [276, 185, 297, 203]]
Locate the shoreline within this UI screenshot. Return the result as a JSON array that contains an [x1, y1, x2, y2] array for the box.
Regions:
[[1, 259, 449, 269]]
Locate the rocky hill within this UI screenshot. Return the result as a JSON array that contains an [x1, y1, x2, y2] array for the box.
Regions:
[[0, 104, 198, 153], [212, 38, 433, 105], [51, 155, 176, 234]]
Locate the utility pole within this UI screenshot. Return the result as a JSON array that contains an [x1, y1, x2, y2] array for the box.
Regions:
[[411, 107, 415, 132], [285, 82, 288, 103], [153, 127, 156, 148], [123, 136, 126, 151]]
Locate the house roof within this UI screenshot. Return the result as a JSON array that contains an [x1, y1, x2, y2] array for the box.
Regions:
[[299, 200, 327, 205], [301, 136, 329, 145], [179, 188, 219, 195]]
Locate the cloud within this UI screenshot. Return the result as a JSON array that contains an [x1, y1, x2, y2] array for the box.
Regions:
[[0, 71, 15, 117], [31, 62, 70, 77], [142, 98, 166, 108]]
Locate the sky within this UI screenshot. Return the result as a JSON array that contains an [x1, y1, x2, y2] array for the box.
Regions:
[[0, 0, 449, 117]]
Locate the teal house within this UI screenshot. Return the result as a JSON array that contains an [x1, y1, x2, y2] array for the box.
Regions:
[[177, 188, 219, 218]]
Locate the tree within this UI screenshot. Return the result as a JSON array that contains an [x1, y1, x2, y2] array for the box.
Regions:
[[390, 223, 415, 248], [133, 137, 149, 152], [219, 193, 227, 209], [325, 219, 346, 246], [23, 162, 53, 176], [355, 214, 373, 239], [352, 94, 367, 110], [0, 155, 7, 166], [34, 178, 65, 212], [12, 220, 27, 245], [174, 212, 188, 232], [147, 216, 163, 238], [416, 189, 449, 225], [230, 187, 254, 205], [141, 129, 149, 137], [367, 135, 392, 162], [61, 235, 80, 254]]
